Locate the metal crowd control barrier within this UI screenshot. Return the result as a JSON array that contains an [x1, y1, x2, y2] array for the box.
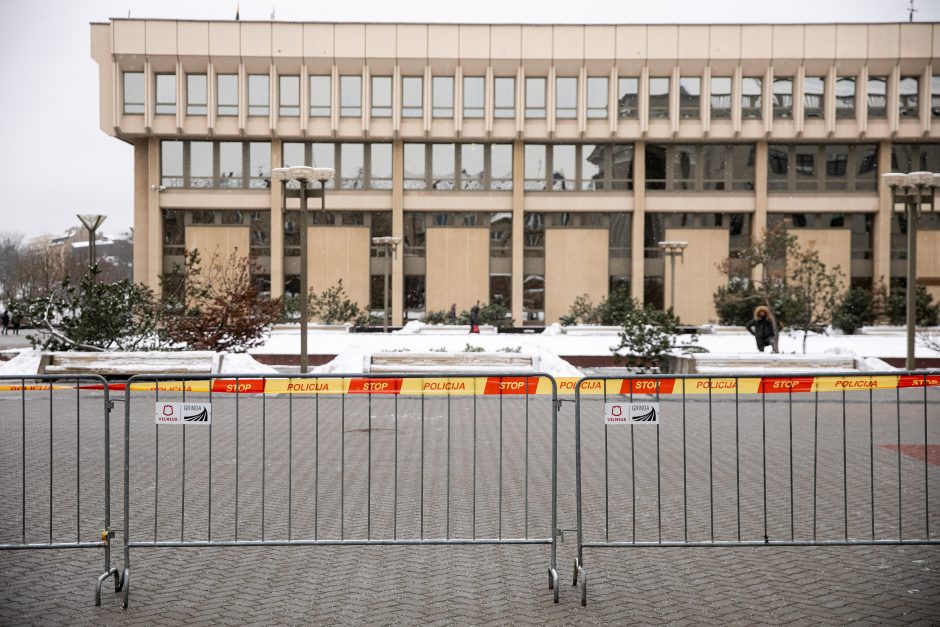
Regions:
[[119, 372, 560, 607], [572, 370, 940, 606], [0, 375, 121, 603]]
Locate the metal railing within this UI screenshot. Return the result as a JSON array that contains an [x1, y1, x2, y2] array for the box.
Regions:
[[572, 371, 940, 606], [0, 375, 121, 604], [119, 372, 560, 607]]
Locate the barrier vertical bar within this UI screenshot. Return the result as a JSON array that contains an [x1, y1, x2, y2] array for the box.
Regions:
[[549, 375, 558, 603], [789, 388, 794, 541], [708, 382, 714, 542], [314, 391, 319, 541], [341, 389, 345, 541], [181, 386, 186, 542], [499, 376, 503, 539], [524, 379, 529, 538], [287, 383, 292, 541], [629, 380, 636, 543], [869, 388, 875, 540], [573, 379, 584, 586], [393, 393, 397, 540], [48, 384, 53, 544], [682, 378, 688, 543], [735, 377, 741, 542], [208, 380, 213, 541], [761, 383, 768, 543], [420, 392, 425, 540], [473, 391, 477, 540], [897, 385, 902, 541], [261, 387, 266, 542], [812, 390, 819, 542], [21, 379, 26, 544], [76, 381, 81, 544], [367, 392, 372, 539], [656, 379, 662, 544], [842, 390, 848, 541], [446, 390, 451, 540], [235, 380, 239, 541], [154, 385, 160, 543], [924, 373, 930, 540]]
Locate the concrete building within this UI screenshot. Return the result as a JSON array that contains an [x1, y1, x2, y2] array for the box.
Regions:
[[90, 20, 940, 325]]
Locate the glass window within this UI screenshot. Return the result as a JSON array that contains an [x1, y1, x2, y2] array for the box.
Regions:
[[491, 144, 513, 190], [581, 144, 603, 190], [742, 77, 762, 118], [767, 145, 788, 191], [645, 144, 667, 189], [932, 76, 940, 118], [710, 77, 731, 119], [371, 144, 392, 189], [773, 77, 793, 118], [432, 76, 453, 118], [217, 74, 238, 116], [618, 77, 638, 118], [525, 144, 547, 190], [249, 142, 271, 189], [463, 76, 484, 119], [431, 144, 455, 190], [855, 144, 878, 191], [219, 142, 243, 188], [611, 144, 634, 190], [371, 76, 392, 117], [732, 145, 755, 191], [461, 144, 484, 190], [899, 76, 919, 118], [402, 76, 423, 118], [311, 143, 335, 188], [672, 145, 697, 190], [248, 74, 269, 116], [403, 144, 426, 189], [123, 72, 144, 114], [551, 145, 576, 190], [190, 141, 214, 188], [282, 142, 305, 168], [794, 145, 818, 190], [835, 77, 855, 119], [679, 77, 700, 119], [161, 141, 183, 187], [649, 77, 669, 119], [804, 76, 824, 118], [525, 77, 546, 118], [587, 77, 608, 119], [867, 76, 887, 118], [494, 77, 515, 118], [310, 75, 331, 117], [340, 75, 361, 117], [340, 143, 364, 189], [701, 145, 726, 190], [186, 74, 207, 115], [555, 77, 577, 119], [155, 74, 176, 114], [825, 145, 849, 191], [279, 76, 300, 116]]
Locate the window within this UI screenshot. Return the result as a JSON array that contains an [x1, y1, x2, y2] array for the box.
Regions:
[[611, 144, 634, 190], [217, 74, 238, 116], [645, 144, 755, 192], [404, 144, 426, 189], [555, 77, 577, 119], [247, 75, 269, 116], [679, 77, 700, 119], [371, 144, 392, 189], [710, 77, 731, 119], [431, 144, 455, 189], [868, 76, 887, 118], [769, 144, 878, 192], [463, 76, 484, 119], [155, 74, 176, 114], [340, 75, 361, 117], [649, 77, 669, 119], [804, 76, 824, 118], [432, 76, 453, 118], [219, 142, 243, 188], [310, 75, 331, 117], [190, 141, 214, 187], [618, 77, 638, 118], [311, 143, 335, 187], [494, 77, 515, 118], [587, 77, 608, 119], [835, 77, 855, 119], [552, 145, 576, 189], [162, 141, 272, 189], [123, 72, 144, 114], [521, 144, 632, 191], [899, 76, 919, 118], [249, 142, 271, 189], [402, 76, 423, 118], [278, 76, 299, 116], [773, 77, 792, 118], [742, 77, 762, 118], [186, 74, 207, 115], [491, 144, 513, 190], [932, 76, 940, 118], [340, 143, 364, 189], [524, 145, 547, 190], [161, 141, 183, 187], [461, 144, 485, 190], [525, 77, 546, 118], [371, 76, 392, 118]]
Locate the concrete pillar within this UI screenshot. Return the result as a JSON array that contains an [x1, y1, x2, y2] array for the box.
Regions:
[[631, 141, 646, 304], [753, 139, 769, 242], [512, 138, 525, 325], [873, 139, 893, 288], [270, 138, 284, 298], [146, 138, 162, 294], [132, 139, 149, 286], [392, 139, 404, 324]]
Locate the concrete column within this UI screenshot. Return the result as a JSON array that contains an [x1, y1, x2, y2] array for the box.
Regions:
[[146, 138, 162, 294], [392, 139, 404, 324], [270, 138, 284, 298], [133, 139, 149, 286], [753, 140, 769, 282], [873, 139, 893, 288], [631, 141, 646, 304], [511, 138, 525, 325]]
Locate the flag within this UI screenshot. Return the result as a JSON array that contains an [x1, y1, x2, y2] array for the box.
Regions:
[[235, 2, 240, 21]]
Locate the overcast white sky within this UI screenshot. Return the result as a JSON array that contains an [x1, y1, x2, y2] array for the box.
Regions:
[[0, 0, 936, 240]]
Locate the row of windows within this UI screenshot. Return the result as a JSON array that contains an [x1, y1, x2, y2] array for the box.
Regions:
[[127, 71, 940, 122], [159, 141, 938, 192]]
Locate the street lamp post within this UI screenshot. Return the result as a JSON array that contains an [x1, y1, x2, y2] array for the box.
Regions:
[[272, 166, 335, 374], [882, 171, 939, 370], [372, 236, 402, 333], [657, 240, 689, 313], [76, 214, 107, 280]]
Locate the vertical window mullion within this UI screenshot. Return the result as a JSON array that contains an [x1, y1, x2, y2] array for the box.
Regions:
[[242, 142, 249, 190], [483, 145, 491, 190], [213, 142, 220, 188], [454, 145, 462, 189], [574, 146, 582, 188], [665, 146, 674, 192], [183, 142, 191, 188], [425, 144, 431, 188], [724, 146, 733, 190], [363, 143, 371, 188]]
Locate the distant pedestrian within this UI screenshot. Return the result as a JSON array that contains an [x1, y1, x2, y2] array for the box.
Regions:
[[0, 309, 9, 335], [745, 305, 775, 353], [11, 310, 20, 335], [448, 303, 457, 324], [469, 302, 480, 334]]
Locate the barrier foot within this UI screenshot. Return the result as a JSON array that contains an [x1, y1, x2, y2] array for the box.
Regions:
[[550, 568, 559, 603], [578, 565, 587, 607], [572, 558, 579, 585], [121, 568, 130, 609], [94, 568, 120, 606]]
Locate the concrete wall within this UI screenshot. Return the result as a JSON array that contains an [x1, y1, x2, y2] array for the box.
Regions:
[[544, 229, 609, 324], [308, 226, 371, 312], [425, 228, 490, 312], [662, 228, 729, 325]]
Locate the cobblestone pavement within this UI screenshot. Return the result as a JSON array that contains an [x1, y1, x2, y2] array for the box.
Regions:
[[1, 382, 938, 625]]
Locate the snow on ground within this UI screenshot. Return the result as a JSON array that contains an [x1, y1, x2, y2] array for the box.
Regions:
[[0, 349, 42, 375], [219, 352, 279, 374]]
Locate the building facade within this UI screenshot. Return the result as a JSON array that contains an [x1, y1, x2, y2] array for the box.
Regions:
[[91, 20, 940, 325]]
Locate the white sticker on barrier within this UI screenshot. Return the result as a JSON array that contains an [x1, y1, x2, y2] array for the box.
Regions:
[[155, 402, 212, 425], [605, 402, 659, 425]]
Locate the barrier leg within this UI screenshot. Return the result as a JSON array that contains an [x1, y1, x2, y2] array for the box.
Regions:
[[578, 564, 587, 606], [550, 568, 559, 603], [572, 557, 579, 585], [122, 568, 130, 608]]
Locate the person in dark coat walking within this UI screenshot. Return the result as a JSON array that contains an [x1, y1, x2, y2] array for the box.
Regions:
[[745, 305, 776, 352], [0, 309, 9, 335], [447, 303, 457, 324], [469, 302, 481, 334]]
